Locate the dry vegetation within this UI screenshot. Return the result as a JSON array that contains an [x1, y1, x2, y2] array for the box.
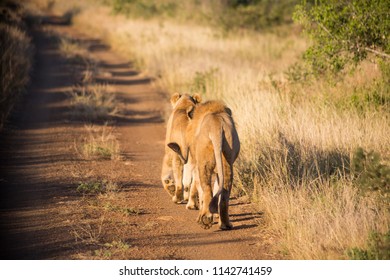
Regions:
[[61, 47, 128, 257], [78, 124, 120, 160], [24, 0, 389, 259], [70, 84, 119, 120], [0, 2, 33, 130]]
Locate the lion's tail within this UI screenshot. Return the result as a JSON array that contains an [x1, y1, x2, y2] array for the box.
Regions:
[[209, 121, 223, 214]]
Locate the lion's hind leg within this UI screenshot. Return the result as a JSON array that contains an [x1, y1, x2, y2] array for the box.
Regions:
[[172, 155, 184, 203], [197, 159, 214, 229], [218, 160, 233, 230]]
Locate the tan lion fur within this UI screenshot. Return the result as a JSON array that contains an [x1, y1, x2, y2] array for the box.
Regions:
[[169, 100, 240, 230], [161, 93, 201, 203]]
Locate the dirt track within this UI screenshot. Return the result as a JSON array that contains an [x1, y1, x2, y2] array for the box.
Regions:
[[0, 21, 275, 260]]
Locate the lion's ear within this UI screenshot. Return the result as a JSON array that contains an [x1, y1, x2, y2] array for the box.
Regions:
[[225, 107, 232, 116], [168, 142, 181, 154], [186, 105, 195, 119], [168, 142, 187, 163], [170, 93, 181, 107], [192, 93, 202, 104]]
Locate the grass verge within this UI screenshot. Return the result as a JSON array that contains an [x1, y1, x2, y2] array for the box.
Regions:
[[0, 2, 33, 130]]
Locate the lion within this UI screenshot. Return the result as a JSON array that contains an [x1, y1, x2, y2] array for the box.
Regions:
[[161, 92, 202, 203], [161, 151, 197, 205], [168, 100, 240, 230]]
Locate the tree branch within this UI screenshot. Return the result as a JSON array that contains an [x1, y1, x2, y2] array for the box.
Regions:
[[364, 47, 390, 59], [317, 22, 390, 60]]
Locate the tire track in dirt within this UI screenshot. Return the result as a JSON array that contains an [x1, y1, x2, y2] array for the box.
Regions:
[[0, 25, 84, 259], [0, 21, 276, 260]]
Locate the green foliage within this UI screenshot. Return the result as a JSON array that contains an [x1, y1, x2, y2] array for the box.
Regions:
[[94, 240, 131, 259], [77, 181, 105, 194], [379, 59, 390, 85], [330, 78, 390, 114], [217, 0, 300, 31], [351, 147, 390, 205], [111, 0, 300, 30], [104, 203, 145, 215], [77, 180, 118, 194], [95, 146, 113, 158], [285, 62, 311, 83], [112, 0, 178, 19], [294, 0, 390, 76], [348, 85, 389, 113], [191, 67, 219, 95], [347, 230, 390, 260]]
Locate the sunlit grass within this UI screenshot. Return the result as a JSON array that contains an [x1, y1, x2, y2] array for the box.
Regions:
[[70, 83, 119, 121], [78, 124, 120, 160]]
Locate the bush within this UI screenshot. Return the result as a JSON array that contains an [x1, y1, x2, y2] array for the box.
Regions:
[[351, 147, 390, 205], [111, 0, 300, 31], [112, 0, 178, 19], [77, 180, 118, 194], [347, 230, 390, 260], [216, 0, 300, 31], [293, 0, 390, 76], [191, 67, 219, 95]]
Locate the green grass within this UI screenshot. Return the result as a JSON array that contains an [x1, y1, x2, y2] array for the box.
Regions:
[[94, 240, 131, 259], [79, 124, 120, 160], [347, 230, 390, 260], [104, 203, 145, 216], [77, 180, 119, 195]]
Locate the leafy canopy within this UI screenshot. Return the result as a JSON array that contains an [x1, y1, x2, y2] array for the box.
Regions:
[[293, 0, 390, 75]]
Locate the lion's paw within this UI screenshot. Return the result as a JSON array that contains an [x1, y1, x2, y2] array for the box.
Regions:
[[186, 202, 198, 210], [198, 214, 213, 229]]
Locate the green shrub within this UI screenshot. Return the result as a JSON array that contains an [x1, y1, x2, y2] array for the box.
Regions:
[[77, 181, 105, 194], [191, 67, 219, 95], [104, 203, 145, 215], [351, 147, 390, 205], [112, 0, 178, 19], [347, 230, 390, 260], [77, 180, 118, 194], [216, 0, 300, 31], [293, 0, 390, 76], [111, 0, 300, 31]]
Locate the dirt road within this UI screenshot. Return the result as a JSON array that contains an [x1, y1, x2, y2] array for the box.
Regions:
[[0, 21, 275, 260]]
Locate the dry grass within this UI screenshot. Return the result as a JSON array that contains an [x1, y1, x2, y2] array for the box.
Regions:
[[255, 179, 388, 259], [77, 124, 120, 160], [67, 158, 135, 259], [55, 30, 119, 122], [70, 215, 106, 245], [70, 83, 119, 121], [26, 0, 389, 259], [68, 172, 139, 259], [0, 4, 33, 130], [59, 36, 90, 60]]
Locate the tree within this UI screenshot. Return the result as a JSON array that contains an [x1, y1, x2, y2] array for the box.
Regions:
[[293, 0, 389, 75]]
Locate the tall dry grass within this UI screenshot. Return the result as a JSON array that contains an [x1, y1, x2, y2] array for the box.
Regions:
[[70, 83, 119, 121], [0, 2, 33, 130], [79, 124, 120, 160], [27, 0, 390, 259]]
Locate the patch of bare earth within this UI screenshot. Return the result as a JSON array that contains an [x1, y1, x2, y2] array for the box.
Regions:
[[0, 20, 276, 260]]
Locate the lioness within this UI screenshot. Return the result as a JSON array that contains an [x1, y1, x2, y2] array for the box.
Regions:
[[168, 100, 240, 230], [161, 93, 201, 203]]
